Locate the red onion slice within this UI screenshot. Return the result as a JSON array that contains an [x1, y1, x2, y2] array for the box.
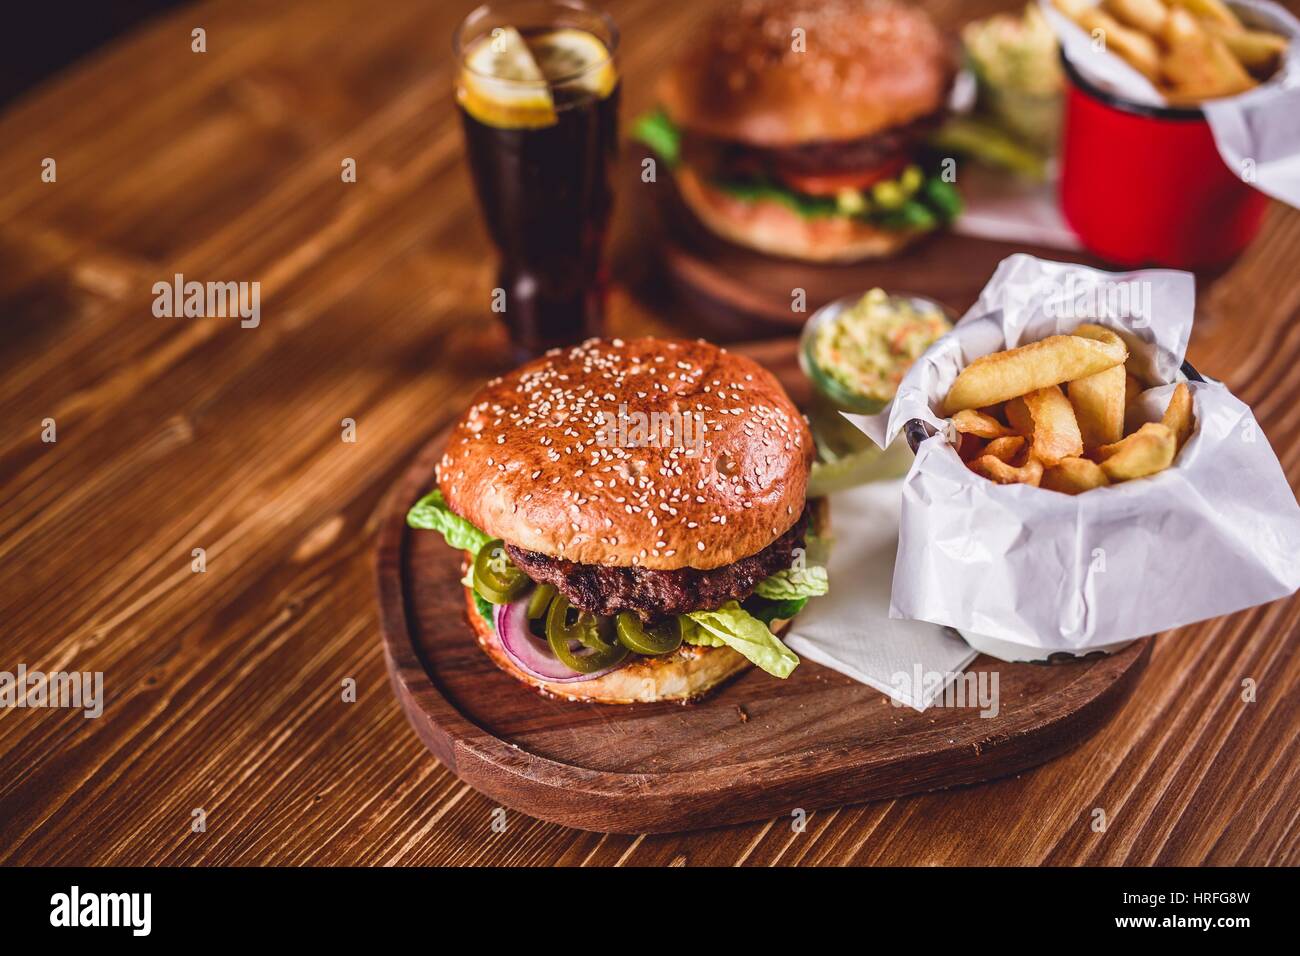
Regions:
[[493, 592, 625, 684]]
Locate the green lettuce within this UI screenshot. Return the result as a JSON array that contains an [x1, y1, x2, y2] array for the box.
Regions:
[[682, 602, 799, 678], [754, 565, 828, 601], [745, 595, 808, 626], [406, 489, 491, 553], [632, 108, 681, 167]]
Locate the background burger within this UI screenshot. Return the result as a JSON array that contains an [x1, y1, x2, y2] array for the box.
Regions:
[[634, 0, 961, 262], [407, 337, 830, 704]]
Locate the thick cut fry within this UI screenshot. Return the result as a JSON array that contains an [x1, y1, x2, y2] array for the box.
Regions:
[[1168, 0, 1241, 30], [1042, 457, 1112, 495], [944, 334, 1127, 413], [1098, 422, 1177, 481], [952, 408, 1014, 439], [985, 435, 1027, 462], [1104, 0, 1169, 37], [1053, 0, 1090, 18], [1206, 23, 1289, 74], [1009, 386, 1084, 465], [1125, 372, 1143, 407], [1162, 8, 1256, 101], [1069, 364, 1126, 449], [956, 432, 987, 462], [970, 454, 1045, 487], [1082, 7, 1163, 80], [1162, 381, 1195, 450]]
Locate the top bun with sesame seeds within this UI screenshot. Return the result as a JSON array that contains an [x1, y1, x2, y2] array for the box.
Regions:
[[437, 337, 812, 572], [658, 0, 954, 147]]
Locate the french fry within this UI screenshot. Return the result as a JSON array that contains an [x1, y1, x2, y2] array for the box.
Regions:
[[1042, 457, 1112, 494], [1005, 386, 1084, 465], [1125, 372, 1144, 408], [1053, 0, 1091, 19], [944, 334, 1127, 413], [1069, 365, 1126, 449], [1161, 381, 1195, 450], [1206, 22, 1289, 74], [1069, 324, 1128, 449], [970, 453, 1045, 487], [1168, 0, 1241, 31], [1162, 8, 1256, 101], [1104, 0, 1169, 37], [1082, 7, 1164, 80], [1097, 422, 1177, 480], [985, 435, 1027, 462], [957, 431, 987, 462], [952, 408, 1014, 439]]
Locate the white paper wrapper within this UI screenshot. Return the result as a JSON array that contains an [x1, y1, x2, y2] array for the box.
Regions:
[[1040, 0, 1300, 207], [847, 254, 1300, 653]]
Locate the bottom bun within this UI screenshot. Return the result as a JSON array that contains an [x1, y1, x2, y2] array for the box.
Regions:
[[676, 167, 924, 263], [466, 586, 782, 704]]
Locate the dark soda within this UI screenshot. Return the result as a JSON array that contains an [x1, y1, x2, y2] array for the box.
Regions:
[[457, 24, 619, 361]]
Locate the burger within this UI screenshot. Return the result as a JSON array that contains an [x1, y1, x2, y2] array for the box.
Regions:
[[407, 337, 829, 704], [634, 0, 960, 262]]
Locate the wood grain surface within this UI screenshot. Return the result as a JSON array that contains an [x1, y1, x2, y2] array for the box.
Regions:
[[1, 0, 1298, 865]]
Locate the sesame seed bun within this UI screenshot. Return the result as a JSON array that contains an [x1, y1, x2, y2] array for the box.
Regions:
[[658, 0, 955, 147], [676, 167, 925, 263], [437, 337, 812, 571]]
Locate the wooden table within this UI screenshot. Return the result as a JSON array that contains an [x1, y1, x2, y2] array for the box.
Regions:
[[2, 0, 1297, 866]]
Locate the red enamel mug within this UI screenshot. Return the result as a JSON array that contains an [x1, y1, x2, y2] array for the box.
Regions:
[[1058, 53, 1270, 271]]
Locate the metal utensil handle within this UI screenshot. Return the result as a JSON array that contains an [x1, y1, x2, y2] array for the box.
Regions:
[[904, 360, 1206, 454]]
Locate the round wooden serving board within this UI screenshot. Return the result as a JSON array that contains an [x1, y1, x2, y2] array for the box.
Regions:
[[376, 414, 1150, 834]]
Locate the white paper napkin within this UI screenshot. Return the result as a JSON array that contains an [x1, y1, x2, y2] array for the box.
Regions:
[[952, 163, 1082, 251], [783, 480, 978, 711]]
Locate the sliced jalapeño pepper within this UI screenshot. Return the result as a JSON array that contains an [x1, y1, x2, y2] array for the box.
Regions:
[[545, 595, 627, 673], [615, 613, 682, 655], [472, 538, 530, 605], [526, 583, 556, 620]]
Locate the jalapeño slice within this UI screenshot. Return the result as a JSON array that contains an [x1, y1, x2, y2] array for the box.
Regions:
[[472, 538, 530, 604], [545, 595, 627, 673], [615, 613, 682, 655]]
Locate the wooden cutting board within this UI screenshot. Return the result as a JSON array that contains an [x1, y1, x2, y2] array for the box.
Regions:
[[375, 346, 1150, 833]]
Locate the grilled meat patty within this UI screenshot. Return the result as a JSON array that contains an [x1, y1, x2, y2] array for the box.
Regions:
[[507, 508, 809, 620], [680, 111, 943, 182]]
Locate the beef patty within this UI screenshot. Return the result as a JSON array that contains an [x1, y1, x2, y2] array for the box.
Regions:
[[507, 508, 809, 620]]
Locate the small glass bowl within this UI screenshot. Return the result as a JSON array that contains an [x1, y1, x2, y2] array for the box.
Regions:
[[799, 291, 955, 491]]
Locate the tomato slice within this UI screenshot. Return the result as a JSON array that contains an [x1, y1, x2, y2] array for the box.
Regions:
[[775, 157, 909, 196]]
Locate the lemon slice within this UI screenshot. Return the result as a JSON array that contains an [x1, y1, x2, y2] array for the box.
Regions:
[[527, 28, 617, 99], [459, 26, 558, 129]]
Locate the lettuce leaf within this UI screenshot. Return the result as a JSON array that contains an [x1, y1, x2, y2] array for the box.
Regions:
[[744, 595, 808, 626], [755, 565, 828, 601], [406, 489, 492, 553], [632, 109, 681, 167], [683, 602, 799, 678]]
